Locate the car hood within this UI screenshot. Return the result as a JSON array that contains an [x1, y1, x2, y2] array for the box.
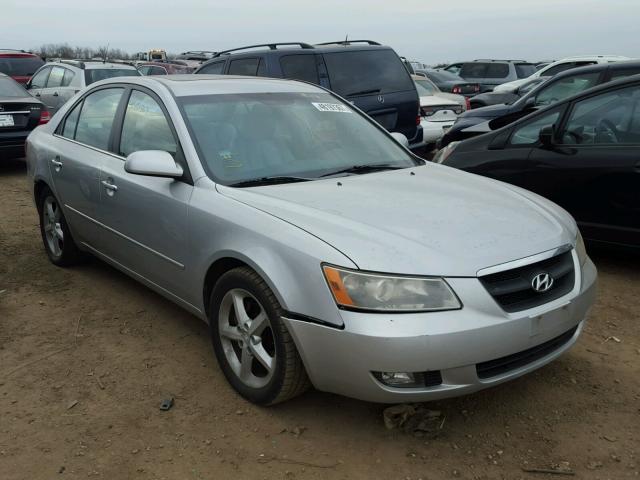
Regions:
[[218, 165, 576, 277], [462, 103, 512, 119]]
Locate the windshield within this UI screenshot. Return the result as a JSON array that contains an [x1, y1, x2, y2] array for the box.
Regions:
[[414, 79, 438, 96], [323, 50, 414, 96], [84, 68, 141, 85], [0, 56, 44, 76], [0, 77, 28, 97], [179, 92, 419, 186]]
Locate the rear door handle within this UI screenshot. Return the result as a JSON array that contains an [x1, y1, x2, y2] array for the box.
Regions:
[[51, 157, 63, 172], [101, 180, 118, 193], [34, 92, 41, 97]]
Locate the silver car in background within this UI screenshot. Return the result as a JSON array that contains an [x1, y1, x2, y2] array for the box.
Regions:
[[26, 75, 597, 405]]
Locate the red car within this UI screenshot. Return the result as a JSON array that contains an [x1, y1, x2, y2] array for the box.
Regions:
[[0, 50, 45, 84]]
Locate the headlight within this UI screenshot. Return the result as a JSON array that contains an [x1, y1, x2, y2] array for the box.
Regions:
[[322, 265, 461, 312], [432, 141, 460, 164], [575, 230, 587, 266]]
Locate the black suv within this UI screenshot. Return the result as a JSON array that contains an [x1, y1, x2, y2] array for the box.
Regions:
[[195, 41, 422, 149]]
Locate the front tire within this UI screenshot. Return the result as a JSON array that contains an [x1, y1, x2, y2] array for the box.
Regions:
[[209, 267, 309, 405], [38, 187, 82, 266]]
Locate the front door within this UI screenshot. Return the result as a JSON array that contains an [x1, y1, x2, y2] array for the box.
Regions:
[[526, 85, 640, 246], [95, 88, 194, 303]]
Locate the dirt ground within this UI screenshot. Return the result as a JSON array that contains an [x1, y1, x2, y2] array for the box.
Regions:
[[1, 158, 638, 480]]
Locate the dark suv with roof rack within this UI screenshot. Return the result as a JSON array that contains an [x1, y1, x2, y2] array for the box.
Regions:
[[194, 40, 422, 149]]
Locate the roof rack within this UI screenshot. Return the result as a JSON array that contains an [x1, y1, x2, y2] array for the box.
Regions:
[[473, 59, 528, 62], [180, 50, 217, 55], [316, 40, 381, 46], [58, 59, 86, 69], [213, 43, 314, 58]]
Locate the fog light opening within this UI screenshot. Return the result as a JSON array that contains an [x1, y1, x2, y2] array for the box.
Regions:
[[374, 371, 422, 388]]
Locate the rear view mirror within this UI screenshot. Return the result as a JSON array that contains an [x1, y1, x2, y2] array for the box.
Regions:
[[390, 132, 409, 148], [538, 125, 556, 147], [124, 150, 183, 178]]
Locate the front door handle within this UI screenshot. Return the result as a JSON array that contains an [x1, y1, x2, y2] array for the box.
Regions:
[[34, 92, 41, 97], [101, 179, 118, 195], [51, 157, 63, 172], [53, 92, 59, 97]]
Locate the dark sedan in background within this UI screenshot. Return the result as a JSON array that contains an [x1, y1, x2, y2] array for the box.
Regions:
[[416, 68, 480, 97], [436, 75, 640, 248], [0, 73, 49, 160], [439, 61, 640, 148]]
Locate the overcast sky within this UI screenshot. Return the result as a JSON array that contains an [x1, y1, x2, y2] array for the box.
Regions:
[[3, 0, 638, 64]]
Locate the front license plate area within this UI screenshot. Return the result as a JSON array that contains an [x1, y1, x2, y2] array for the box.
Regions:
[[0, 114, 15, 127]]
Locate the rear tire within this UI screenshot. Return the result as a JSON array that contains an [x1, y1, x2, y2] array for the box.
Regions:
[[209, 267, 310, 405], [37, 186, 82, 267]]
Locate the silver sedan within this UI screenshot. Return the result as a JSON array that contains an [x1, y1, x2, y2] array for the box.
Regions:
[[26, 75, 597, 404]]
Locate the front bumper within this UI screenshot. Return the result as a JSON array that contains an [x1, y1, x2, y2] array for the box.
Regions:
[[284, 255, 597, 403]]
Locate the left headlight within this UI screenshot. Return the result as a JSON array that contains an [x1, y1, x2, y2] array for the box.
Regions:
[[575, 230, 588, 266], [322, 265, 462, 312]]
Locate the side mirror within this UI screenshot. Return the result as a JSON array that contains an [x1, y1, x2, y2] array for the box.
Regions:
[[390, 132, 409, 148], [124, 150, 183, 178], [538, 125, 555, 147]]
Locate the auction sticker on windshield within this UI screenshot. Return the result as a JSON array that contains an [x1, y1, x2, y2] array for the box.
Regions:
[[312, 103, 352, 113]]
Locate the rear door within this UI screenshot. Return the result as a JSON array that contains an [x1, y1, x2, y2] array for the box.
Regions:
[[322, 49, 419, 143], [49, 87, 125, 246], [96, 87, 194, 302], [525, 85, 640, 246]]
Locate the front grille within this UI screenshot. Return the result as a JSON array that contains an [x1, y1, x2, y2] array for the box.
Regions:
[[479, 251, 575, 313], [476, 325, 578, 379]]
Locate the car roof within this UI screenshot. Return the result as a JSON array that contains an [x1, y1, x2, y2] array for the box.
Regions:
[[0, 49, 39, 57], [43, 60, 138, 70], [93, 74, 327, 97]]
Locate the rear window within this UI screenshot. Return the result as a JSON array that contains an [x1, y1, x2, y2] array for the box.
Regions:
[[0, 76, 28, 97], [515, 63, 536, 78], [323, 49, 414, 96], [0, 56, 44, 76], [84, 68, 140, 85], [228, 58, 261, 76]]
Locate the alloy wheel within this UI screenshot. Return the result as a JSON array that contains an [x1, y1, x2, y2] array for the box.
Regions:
[[42, 196, 64, 258]]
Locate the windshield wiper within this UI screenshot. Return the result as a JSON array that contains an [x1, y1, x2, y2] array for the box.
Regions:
[[345, 88, 381, 97], [228, 176, 312, 188], [319, 164, 406, 178]]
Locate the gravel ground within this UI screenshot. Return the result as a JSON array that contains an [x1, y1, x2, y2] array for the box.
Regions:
[[1, 158, 638, 480]]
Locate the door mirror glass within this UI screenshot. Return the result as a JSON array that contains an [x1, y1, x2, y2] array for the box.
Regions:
[[124, 150, 184, 178], [538, 125, 555, 147], [390, 132, 409, 148]]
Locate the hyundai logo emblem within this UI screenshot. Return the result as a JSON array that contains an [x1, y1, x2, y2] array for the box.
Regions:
[[377, 94, 385, 104], [531, 272, 554, 293]]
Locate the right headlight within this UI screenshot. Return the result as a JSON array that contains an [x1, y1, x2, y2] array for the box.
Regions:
[[433, 141, 460, 164], [575, 230, 588, 266], [322, 265, 462, 312]]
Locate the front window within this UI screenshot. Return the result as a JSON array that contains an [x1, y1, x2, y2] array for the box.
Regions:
[[510, 108, 561, 145], [179, 92, 419, 185], [84, 68, 140, 85]]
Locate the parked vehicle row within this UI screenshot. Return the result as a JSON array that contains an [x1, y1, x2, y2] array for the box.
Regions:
[[440, 60, 640, 147]]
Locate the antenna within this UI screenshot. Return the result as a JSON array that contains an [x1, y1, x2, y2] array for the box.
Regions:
[[103, 43, 109, 63]]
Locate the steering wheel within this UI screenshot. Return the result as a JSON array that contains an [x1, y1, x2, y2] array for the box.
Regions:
[[596, 118, 620, 143]]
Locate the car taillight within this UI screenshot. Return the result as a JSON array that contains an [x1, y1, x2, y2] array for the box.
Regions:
[[38, 110, 50, 125], [420, 107, 435, 117], [465, 97, 471, 110], [452, 85, 462, 94]]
